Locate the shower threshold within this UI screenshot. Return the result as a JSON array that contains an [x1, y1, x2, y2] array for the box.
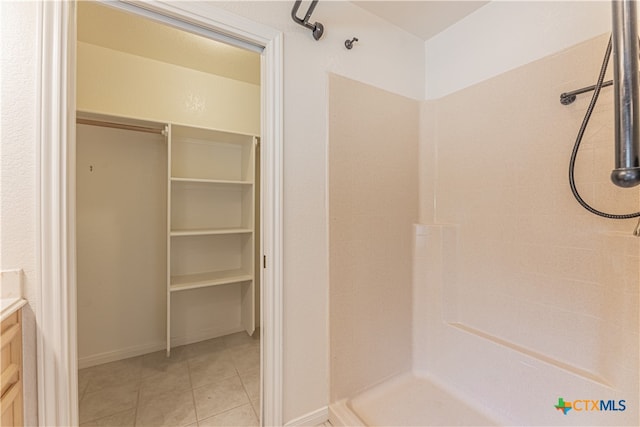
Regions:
[[330, 372, 500, 426]]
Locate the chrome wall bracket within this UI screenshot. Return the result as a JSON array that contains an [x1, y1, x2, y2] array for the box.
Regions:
[[291, 0, 324, 40]]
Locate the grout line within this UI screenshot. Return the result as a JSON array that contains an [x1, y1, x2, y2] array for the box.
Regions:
[[235, 350, 260, 421], [187, 351, 201, 425], [237, 368, 255, 412], [132, 388, 140, 427], [190, 387, 200, 426]]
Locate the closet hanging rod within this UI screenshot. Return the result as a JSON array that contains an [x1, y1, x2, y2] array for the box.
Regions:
[[76, 118, 165, 135]]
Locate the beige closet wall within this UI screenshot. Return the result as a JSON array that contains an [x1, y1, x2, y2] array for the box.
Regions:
[[329, 74, 419, 401], [77, 42, 260, 136], [76, 124, 168, 365]]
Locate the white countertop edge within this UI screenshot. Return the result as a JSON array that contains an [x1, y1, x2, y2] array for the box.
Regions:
[[1, 298, 27, 322]]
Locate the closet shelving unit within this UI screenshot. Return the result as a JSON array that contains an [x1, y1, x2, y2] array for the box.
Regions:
[[167, 124, 257, 356]]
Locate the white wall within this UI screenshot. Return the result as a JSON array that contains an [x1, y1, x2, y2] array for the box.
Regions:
[[0, 1, 39, 425], [426, 1, 611, 99], [212, 2, 425, 423]]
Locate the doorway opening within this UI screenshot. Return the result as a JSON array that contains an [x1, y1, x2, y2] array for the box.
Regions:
[[36, 1, 282, 426], [74, 3, 262, 425], [75, 3, 261, 425]]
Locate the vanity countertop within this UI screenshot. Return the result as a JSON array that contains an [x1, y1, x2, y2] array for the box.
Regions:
[[0, 269, 26, 321], [1, 297, 27, 322]]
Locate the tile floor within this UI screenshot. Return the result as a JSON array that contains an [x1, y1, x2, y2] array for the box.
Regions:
[[78, 332, 260, 426]]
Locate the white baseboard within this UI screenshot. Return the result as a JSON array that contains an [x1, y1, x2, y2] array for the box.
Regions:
[[284, 406, 329, 427], [170, 325, 244, 348], [78, 341, 164, 369], [78, 325, 246, 369]]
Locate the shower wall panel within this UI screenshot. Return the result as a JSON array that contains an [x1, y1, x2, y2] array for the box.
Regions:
[[329, 74, 419, 401], [417, 33, 639, 425]]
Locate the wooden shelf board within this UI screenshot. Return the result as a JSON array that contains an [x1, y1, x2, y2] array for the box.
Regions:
[[170, 270, 253, 292], [171, 177, 253, 185], [170, 228, 253, 237]]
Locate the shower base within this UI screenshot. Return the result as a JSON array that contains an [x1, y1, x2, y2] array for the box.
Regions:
[[329, 372, 500, 426]]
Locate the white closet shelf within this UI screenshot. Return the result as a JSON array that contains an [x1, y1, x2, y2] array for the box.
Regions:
[[170, 228, 253, 237], [171, 177, 253, 185], [170, 270, 253, 292]]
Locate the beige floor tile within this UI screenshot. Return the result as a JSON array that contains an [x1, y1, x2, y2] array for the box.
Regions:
[[223, 331, 259, 349], [184, 336, 227, 359], [139, 361, 192, 400], [227, 343, 260, 374], [79, 383, 138, 424], [136, 388, 197, 427], [79, 408, 136, 426], [140, 347, 189, 378], [188, 349, 237, 389], [78, 370, 90, 401], [193, 375, 249, 421], [239, 368, 259, 400], [78, 332, 262, 427], [82, 357, 143, 393], [198, 403, 259, 427]]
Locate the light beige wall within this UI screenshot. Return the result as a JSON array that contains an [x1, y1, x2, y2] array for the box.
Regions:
[[329, 74, 419, 401], [416, 33, 639, 424], [77, 42, 260, 136]]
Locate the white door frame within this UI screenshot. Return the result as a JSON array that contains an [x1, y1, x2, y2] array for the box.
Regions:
[[36, 1, 284, 426]]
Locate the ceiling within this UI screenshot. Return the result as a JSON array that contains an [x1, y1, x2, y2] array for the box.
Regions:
[[352, 1, 490, 40], [77, 1, 489, 86], [77, 2, 261, 85]]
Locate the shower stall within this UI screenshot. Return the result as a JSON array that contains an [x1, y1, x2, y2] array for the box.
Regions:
[[328, 2, 639, 426]]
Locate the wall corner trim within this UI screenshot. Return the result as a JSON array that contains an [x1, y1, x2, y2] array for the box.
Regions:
[[36, 1, 78, 425]]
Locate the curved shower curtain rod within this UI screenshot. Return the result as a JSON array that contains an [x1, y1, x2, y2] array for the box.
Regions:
[[291, 0, 324, 40]]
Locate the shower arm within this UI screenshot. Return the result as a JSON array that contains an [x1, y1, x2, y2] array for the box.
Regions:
[[291, 0, 324, 40]]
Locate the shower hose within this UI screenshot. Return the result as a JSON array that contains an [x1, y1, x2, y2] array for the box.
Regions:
[[569, 35, 640, 219]]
